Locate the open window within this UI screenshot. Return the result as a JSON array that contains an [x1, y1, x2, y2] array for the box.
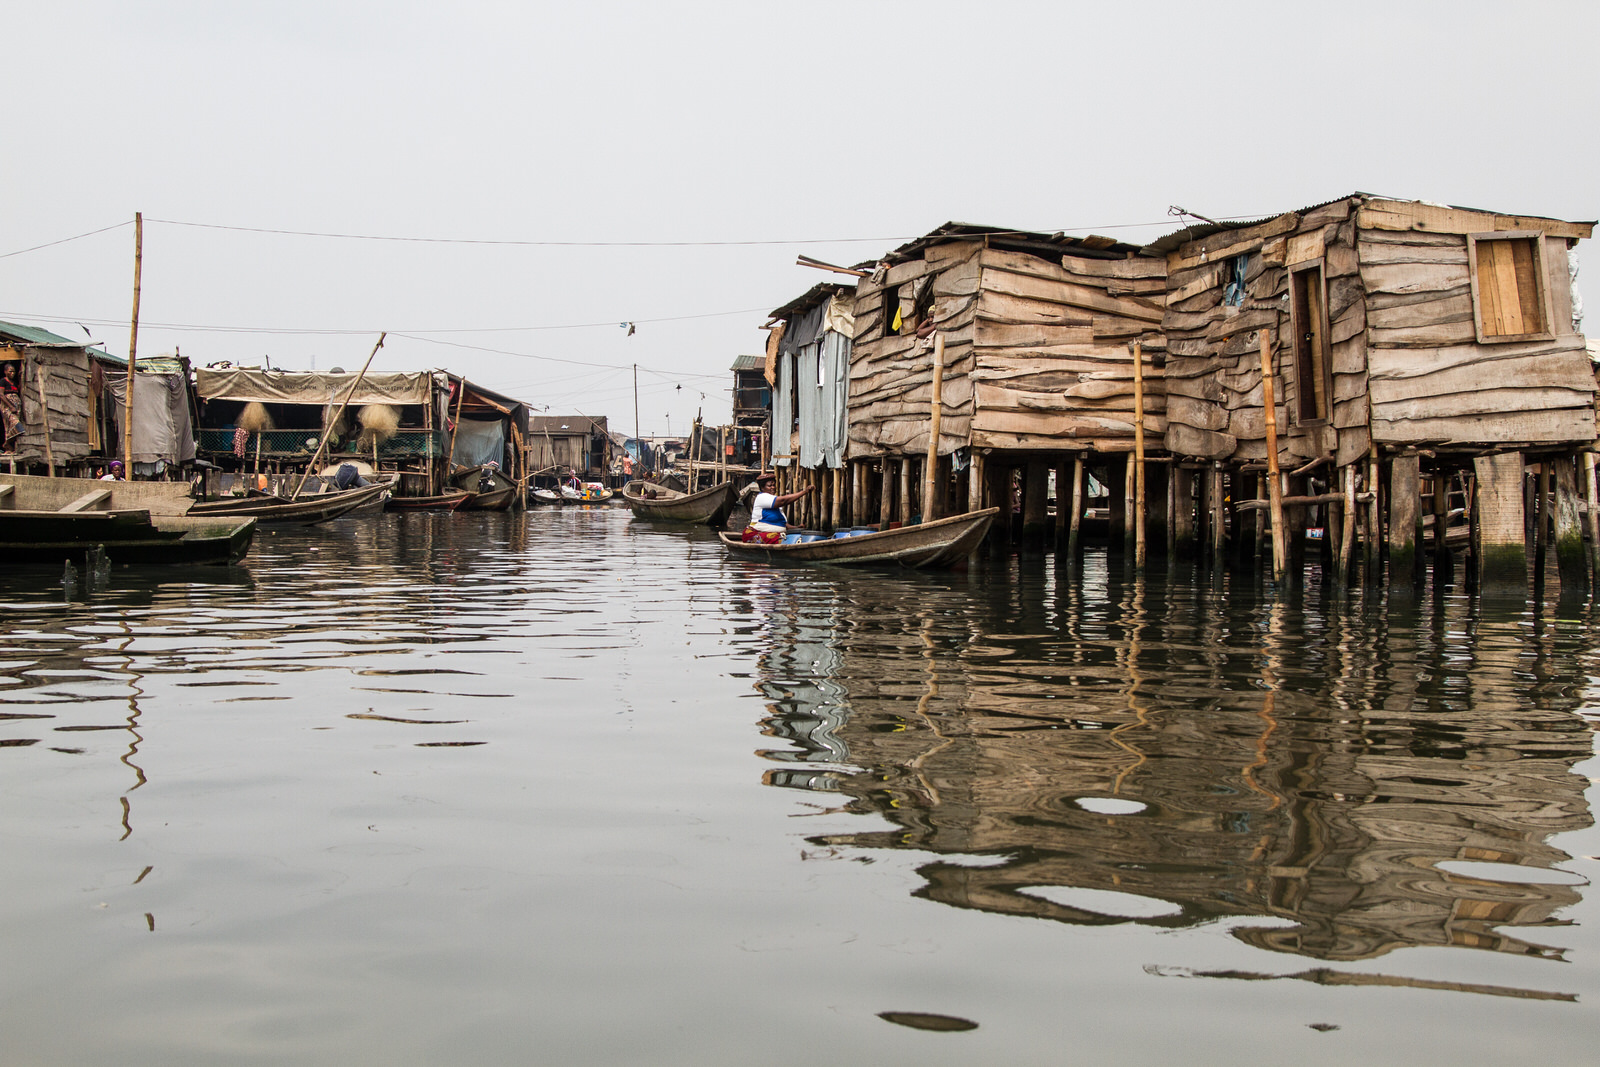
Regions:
[[1287, 260, 1332, 425], [1467, 231, 1553, 343]]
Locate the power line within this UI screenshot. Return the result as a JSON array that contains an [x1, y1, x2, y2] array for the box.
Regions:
[[0, 221, 132, 260]]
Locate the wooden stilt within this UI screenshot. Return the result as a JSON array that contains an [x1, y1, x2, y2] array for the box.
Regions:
[[1389, 452, 1421, 586], [1336, 464, 1355, 588], [968, 450, 985, 514], [1534, 461, 1551, 583], [898, 457, 912, 526], [1473, 452, 1526, 595], [1023, 460, 1048, 546], [880, 458, 894, 527], [1366, 447, 1382, 576], [1554, 454, 1587, 594], [1171, 464, 1194, 564], [1209, 463, 1226, 566], [1068, 455, 1084, 559], [831, 466, 843, 532], [1584, 452, 1600, 579]]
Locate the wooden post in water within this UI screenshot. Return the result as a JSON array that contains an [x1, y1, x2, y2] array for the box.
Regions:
[[1336, 464, 1355, 587], [1131, 340, 1147, 571], [923, 333, 944, 523], [1554, 453, 1587, 594], [1534, 461, 1551, 584], [1389, 452, 1422, 586], [1584, 452, 1600, 579], [1209, 463, 1226, 566], [1171, 463, 1194, 565], [1068, 454, 1084, 559], [880, 459, 894, 526], [898, 456, 913, 526], [1473, 452, 1526, 595], [1366, 447, 1382, 576], [123, 211, 142, 474], [1258, 332, 1286, 582]]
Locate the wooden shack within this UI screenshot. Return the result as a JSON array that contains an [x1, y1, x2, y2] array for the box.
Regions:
[[527, 414, 610, 481], [195, 367, 450, 493], [766, 283, 855, 527], [843, 223, 1167, 549], [1, 319, 123, 474], [1153, 195, 1595, 590]]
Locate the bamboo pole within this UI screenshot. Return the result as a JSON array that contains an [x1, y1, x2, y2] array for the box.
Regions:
[[123, 212, 142, 473], [292, 334, 386, 498], [446, 373, 467, 474], [898, 456, 912, 526], [34, 363, 55, 476], [1131, 340, 1147, 571], [1337, 464, 1356, 587], [923, 332, 944, 523], [1259, 332, 1286, 581]]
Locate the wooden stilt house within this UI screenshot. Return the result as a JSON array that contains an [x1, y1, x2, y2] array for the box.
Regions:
[[1151, 194, 1594, 589], [1, 320, 131, 475], [844, 223, 1167, 549], [766, 283, 855, 528]]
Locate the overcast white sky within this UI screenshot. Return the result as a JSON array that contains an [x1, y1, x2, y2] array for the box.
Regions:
[[3, 1, 1595, 437]]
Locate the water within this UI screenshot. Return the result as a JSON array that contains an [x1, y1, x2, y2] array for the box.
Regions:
[[2, 507, 1597, 1065]]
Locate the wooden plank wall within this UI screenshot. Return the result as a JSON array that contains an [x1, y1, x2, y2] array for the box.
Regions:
[[848, 240, 980, 457], [1161, 200, 1371, 468], [848, 239, 1168, 457], [968, 247, 1166, 452], [1356, 213, 1594, 446], [13, 346, 95, 465]]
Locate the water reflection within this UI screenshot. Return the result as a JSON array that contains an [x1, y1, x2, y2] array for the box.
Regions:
[[751, 555, 1595, 974]]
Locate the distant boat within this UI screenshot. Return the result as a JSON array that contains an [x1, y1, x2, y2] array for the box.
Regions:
[[559, 482, 614, 504], [621, 479, 735, 526], [0, 474, 256, 565], [189, 479, 392, 525], [718, 508, 998, 569], [384, 489, 471, 512], [529, 487, 562, 505]]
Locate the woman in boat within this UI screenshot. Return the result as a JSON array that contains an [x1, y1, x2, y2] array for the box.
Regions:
[[740, 472, 813, 544]]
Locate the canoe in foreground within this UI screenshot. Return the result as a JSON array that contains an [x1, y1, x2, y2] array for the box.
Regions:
[[0, 513, 257, 566], [189, 479, 392, 524], [384, 489, 471, 512], [718, 508, 998, 569], [621, 480, 735, 526]]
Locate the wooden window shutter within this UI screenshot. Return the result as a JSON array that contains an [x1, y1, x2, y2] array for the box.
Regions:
[[1467, 232, 1553, 343]]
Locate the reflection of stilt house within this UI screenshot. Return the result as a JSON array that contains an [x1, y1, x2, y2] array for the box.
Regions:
[[840, 224, 1168, 546], [1152, 195, 1594, 590]]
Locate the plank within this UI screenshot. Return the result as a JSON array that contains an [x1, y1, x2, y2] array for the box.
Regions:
[[1357, 200, 1592, 241], [1371, 386, 1594, 421], [1367, 336, 1587, 381], [1373, 409, 1596, 444], [976, 290, 1094, 326], [58, 489, 113, 512], [1167, 267, 1222, 304], [1369, 355, 1593, 401], [1164, 423, 1236, 459], [974, 321, 1095, 348], [1058, 254, 1167, 280], [1359, 261, 1471, 296], [1167, 393, 1230, 431], [970, 407, 1162, 438], [983, 258, 1166, 322], [1356, 240, 1468, 266], [1287, 230, 1326, 265]]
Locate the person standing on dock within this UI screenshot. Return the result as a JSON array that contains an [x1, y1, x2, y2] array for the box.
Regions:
[[741, 472, 811, 544]]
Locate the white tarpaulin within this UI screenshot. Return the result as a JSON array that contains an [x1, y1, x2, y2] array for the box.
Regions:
[[450, 417, 505, 467], [195, 369, 433, 406]]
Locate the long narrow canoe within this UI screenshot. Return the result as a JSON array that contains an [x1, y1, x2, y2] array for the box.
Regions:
[[188, 479, 391, 524], [719, 508, 998, 569], [0, 512, 256, 565], [622, 480, 736, 526], [451, 466, 521, 511]]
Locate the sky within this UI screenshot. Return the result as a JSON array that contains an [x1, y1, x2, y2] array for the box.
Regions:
[[3, 0, 1595, 438]]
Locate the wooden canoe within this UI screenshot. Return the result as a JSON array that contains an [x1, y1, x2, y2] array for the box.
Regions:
[[559, 483, 614, 504], [384, 489, 471, 512], [0, 511, 256, 566], [451, 466, 521, 511], [719, 508, 998, 569], [188, 479, 392, 524], [621, 480, 736, 526]]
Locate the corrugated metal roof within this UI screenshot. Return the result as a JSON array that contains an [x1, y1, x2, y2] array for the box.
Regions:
[[730, 354, 764, 372], [529, 414, 607, 435], [0, 319, 85, 347], [769, 282, 853, 321]]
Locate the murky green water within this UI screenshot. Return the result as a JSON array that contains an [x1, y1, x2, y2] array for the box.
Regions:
[[2, 506, 1596, 1065]]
